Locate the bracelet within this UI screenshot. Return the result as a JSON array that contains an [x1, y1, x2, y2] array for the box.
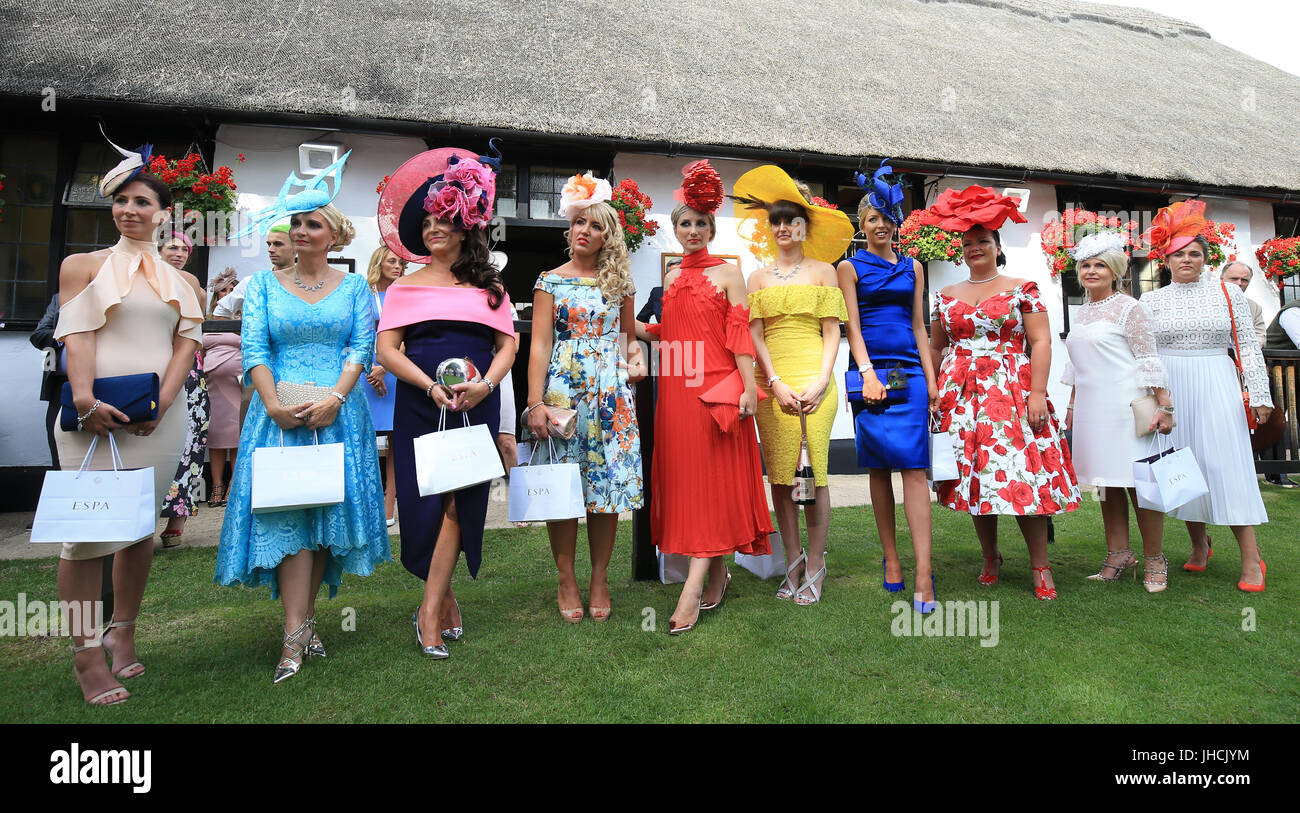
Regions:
[[1157, 405, 1175, 414], [484, 378, 497, 394], [768, 375, 782, 387], [860, 363, 874, 372], [330, 391, 346, 404], [425, 382, 437, 399], [76, 399, 102, 430], [521, 402, 545, 420]]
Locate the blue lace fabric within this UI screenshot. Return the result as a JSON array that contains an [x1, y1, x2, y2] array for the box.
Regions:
[[214, 272, 390, 598]]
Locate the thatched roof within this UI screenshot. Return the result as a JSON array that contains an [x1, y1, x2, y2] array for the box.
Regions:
[[4, 0, 1299, 193]]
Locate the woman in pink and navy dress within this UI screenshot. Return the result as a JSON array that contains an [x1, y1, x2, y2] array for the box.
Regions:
[[376, 144, 516, 660]]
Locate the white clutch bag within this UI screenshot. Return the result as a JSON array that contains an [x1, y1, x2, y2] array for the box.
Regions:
[[275, 380, 334, 406]]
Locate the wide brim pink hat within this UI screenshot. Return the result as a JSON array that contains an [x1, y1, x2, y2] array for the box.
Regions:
[[378, 148, 496, 263]]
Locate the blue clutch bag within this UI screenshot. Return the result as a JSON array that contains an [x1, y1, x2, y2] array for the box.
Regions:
[[845, 365, 909, 406], [60, 373, 160, 431]]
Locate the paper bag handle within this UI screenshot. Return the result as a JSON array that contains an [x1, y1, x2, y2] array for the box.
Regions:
[[75, 432, 127, 478]]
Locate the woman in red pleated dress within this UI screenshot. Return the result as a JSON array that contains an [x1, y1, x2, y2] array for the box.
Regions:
[[648, 160, 772, 634]]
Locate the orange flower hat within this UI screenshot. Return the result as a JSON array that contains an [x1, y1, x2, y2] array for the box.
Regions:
[[1143, 199, 1208, 257], [926, 185, 1027, 232]]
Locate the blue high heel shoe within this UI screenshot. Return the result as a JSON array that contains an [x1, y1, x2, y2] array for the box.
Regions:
[[882, 557, 905, 593], [913, 574, 938, 615]]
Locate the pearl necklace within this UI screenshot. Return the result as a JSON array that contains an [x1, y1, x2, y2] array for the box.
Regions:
[[965, 272, 1002, 284], [1086, 291, 1120, 307]]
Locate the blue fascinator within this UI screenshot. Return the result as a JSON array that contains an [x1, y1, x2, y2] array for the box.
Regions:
[[853, 159, 904, 226], [229, 150, 352, 239]]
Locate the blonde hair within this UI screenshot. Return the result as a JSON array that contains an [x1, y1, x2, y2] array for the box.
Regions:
[[1077, 248, 1128, 296], [670, 203, 716, 243], [567, 201, 634, 301], [365, 245, 404, 289], [313, 203, 356, 251], [208, 267, 238, 317]]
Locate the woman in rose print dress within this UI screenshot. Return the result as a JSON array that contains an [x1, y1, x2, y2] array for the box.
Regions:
[[927, 186, 1080, 600]]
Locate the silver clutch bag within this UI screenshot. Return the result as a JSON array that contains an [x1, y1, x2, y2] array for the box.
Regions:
[[276, 380, 334, 406]]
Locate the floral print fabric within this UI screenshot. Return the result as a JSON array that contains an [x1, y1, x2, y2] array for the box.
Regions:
[[160, 350, 209, 517], [934, 281, 1080, 515], [534, 273, 643, 513]]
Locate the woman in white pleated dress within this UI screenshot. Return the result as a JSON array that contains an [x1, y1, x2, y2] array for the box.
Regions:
[[1061, 233, 1174, 592], [1139, 202, 1271, 592]]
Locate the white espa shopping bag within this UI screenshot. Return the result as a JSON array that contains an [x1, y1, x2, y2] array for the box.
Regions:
[[251, 429, 345, 513], [1132, 436, 1210, 512], [507, 437, 584, 523], [414, 407, 505, 497], [30, 433, 156, 544]]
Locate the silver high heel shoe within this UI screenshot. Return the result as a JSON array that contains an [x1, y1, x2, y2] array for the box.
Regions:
[[442, 600, 464, 642], [272, 620, 311, 684], [412, 611, 449, 659], [305, 616, 326, 658]]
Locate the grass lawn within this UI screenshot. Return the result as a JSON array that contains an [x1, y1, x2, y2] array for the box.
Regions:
[[1, 488, 1296, 723]]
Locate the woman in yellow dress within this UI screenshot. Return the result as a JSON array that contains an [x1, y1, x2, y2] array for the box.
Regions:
[[736, 167, 853, 604]]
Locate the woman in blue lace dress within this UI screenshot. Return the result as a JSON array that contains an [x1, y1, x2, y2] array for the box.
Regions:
[[215, 203, 390, 684]]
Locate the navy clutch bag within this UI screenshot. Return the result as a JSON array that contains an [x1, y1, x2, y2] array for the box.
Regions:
[[60, 373, 160, 431]]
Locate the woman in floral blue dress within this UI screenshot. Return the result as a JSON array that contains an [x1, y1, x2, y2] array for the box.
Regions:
[[215, 203, 389, 684], [526, 174, 646, 623]]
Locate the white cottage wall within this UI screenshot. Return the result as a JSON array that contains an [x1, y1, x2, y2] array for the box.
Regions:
[[208, 125, 428, 285], [0, 335, 52, 466]]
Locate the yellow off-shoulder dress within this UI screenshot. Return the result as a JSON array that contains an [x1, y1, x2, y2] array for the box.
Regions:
[[749, 284, 848, 487]]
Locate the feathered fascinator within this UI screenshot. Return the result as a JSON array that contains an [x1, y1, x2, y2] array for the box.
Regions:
[[732, 165, 854, 264], [97, 124, 154, 198], [229, 150, 351, 239], [1143, 199, 1207, 257], [1071, 231, 1128, 261], [378, 139, 503, 263], [674, 159, 724, 215], [557, 172, 613, 220], [926, 185, 1027, 232], [854, 159, 904, 226]]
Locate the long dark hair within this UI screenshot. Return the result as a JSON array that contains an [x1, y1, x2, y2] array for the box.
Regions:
[[452, 228, 505, 309]]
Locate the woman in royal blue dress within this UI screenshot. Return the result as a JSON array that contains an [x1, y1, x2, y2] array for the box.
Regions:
[[375, 145, 516, 660], [836, 162, 939, 613], [215, 201, 390, 684]]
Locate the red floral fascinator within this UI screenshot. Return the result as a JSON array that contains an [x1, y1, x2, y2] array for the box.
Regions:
[[1143, 199, 1208, 258], [674, 160, 725, 215], [927, 185, 1027, 232]]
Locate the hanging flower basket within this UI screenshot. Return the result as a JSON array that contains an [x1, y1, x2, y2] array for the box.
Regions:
[[609, 177, 658, 253], [1256, 236, 1300, 282], [1039, 208, 1138, 278], [146, 153, 240, 240], [899, 208, 963, 265]]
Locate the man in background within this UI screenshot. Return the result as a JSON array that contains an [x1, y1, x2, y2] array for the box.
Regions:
[[1221, 261, 1267, 345], [30, 295, 64, 469], [213, 222, 294, 317]]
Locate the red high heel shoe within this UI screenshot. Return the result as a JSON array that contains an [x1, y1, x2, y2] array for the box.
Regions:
[[978, 555, 1003, 586], [1238, 558, 1266, 593], [1031, 565, 1057, 601], [1182, 535, 1212, 572]]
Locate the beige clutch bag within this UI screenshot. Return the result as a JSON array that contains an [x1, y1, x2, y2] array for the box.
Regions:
[[276, 381, 334, 406], [522, 403, 578, 440], [1131, 395, 1174, 437]]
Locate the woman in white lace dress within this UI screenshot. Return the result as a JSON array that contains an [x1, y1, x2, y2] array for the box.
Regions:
[[1062, 233, 1175, 592], [1140, 202, 1271, 592]]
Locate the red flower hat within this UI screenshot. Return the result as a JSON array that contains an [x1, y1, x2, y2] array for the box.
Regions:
[[927, 185, 1027, 232], [674, 159, 724, 215], [1143, 199, 1208, 258]]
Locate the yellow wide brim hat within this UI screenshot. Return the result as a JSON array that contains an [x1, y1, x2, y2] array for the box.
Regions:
[[733, 165, 854, 264]]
